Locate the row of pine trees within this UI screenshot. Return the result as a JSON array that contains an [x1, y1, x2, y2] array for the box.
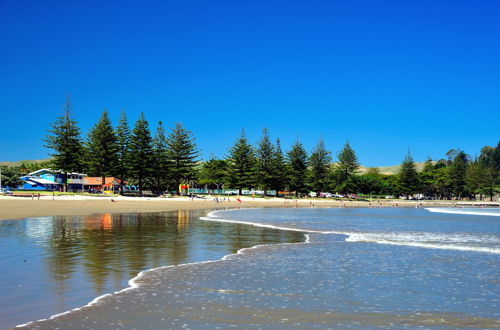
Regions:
[[43, 98, 500, 199]]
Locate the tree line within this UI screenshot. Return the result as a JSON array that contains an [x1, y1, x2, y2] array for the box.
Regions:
[[2, 97, 499, 200]]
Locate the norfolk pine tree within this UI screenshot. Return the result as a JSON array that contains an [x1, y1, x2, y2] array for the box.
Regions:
[[286, 140, 308, 196], [308, 138, 332, 196], [129, 113, 154, 194], [271, 138, 286, 196], [44, 95, 84, 192], [167, 122, 199, 195], [398, 151, 419, 199], [86, 110, 118, 187], [116, 111, 131, 195], [449, 150, 468, 199], [335, 141, 359, 196], [227, 130, 256, 195], [256, 128, 275, 196], [153, 121, 170, 193]]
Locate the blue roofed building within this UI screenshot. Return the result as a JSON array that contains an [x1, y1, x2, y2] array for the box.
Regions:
[[20, 169, 86, 191]]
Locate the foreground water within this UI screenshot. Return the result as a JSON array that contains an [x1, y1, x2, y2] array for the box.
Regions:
[[2, 208, 500, 329], [0, 210, 303, 328]]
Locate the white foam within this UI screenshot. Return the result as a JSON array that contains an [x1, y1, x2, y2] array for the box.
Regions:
[[346, 232, 500, 255], [207, 209, 500, 254], [426, 207, 500, 217]]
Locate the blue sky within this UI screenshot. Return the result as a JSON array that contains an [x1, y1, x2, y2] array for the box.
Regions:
[[1, 0, 499, 166]]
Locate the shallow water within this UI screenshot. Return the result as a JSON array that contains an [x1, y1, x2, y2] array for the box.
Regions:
[[4, 208, 500, 329], [0, 210, 303, 328]]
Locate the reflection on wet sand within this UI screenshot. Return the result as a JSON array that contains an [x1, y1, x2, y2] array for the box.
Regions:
[[0, 210, 303, 328]]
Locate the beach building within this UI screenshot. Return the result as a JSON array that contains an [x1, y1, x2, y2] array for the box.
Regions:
[[19, 168, 85, 191], [84, 177, 126, 193]]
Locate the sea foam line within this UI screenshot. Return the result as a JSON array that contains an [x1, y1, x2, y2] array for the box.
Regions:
[[15, 209, 311, 328], [426, 207, 500, 217], [207, 209, 500, 255]]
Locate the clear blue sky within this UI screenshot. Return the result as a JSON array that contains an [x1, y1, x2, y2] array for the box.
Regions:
[[1, 0, 499, 166]]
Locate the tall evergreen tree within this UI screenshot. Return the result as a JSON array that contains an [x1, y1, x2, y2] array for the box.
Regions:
[[271, 138, 286, 196], [449, 150, 468, 199], [286, 140, 308, 196], [115, 111, 131, 195], [335, 141, 359, 196], [167, 122, 199, 195], [477, 146, 498, 201], [492, 140, 500, 173], [466, 159, 484, 200], [44, 95, 84, 192], [308, 138, 332, 195], [398, 151, 419, 199], [86, 110, 118, 187], [152, 121, 170, 194], [227, 130, 256, 195], [129, 113, 154, 194], [255, 128, 275, 196]]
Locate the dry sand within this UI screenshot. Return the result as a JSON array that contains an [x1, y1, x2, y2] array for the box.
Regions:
[[0, 195, 467, 221]]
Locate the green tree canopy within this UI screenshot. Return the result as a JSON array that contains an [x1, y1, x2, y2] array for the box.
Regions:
[[86, 110, 118, 186], [308, 138, 332, 195], [227, 130, 256, 195], [44, 95, 84, 192], [129, 113, 154, 193], [398, 151, 419, 199], [167, 122, 199, 195], [198, 157, 228, 191], [334, 141, 359, 196], [0, 166, 23, 188], [449, 150, 468, 199], [153, 121, 170, 193], [115, 111, 131, 195], [270, 138, 286, 196], [255, 128, 275, 196], [286, 140, 309, 196]]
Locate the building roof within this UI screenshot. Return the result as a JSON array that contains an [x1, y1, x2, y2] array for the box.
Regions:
[[28, 168, 53, 176], [27, 177, 59, 185], [28, 168, 87, 176], [84, 177, 125, 186]]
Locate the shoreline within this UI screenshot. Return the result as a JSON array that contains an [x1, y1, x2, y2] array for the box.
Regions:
[[14, 208, 500, 329], [0, 195, 497, 221]]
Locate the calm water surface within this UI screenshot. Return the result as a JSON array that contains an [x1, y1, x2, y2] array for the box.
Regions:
[[0, 209, 303, 328], [2, 208, 500, 329]]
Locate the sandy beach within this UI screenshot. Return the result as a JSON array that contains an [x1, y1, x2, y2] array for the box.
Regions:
[[0, 195, 485, 221]]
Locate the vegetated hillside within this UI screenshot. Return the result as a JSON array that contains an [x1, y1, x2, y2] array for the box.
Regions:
[[358, 162, 426, 175], [0, 158, 52, 168]]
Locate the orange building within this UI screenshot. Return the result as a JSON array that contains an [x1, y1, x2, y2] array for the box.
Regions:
[[84, 177, 126, 193]]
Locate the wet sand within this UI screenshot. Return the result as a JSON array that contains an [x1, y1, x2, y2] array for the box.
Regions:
[[0, 195, 479, 221]]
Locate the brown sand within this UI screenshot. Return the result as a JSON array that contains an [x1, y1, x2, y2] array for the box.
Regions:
[[0, 195, 464, 221]]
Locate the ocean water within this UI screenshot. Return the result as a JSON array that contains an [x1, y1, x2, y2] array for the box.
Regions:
[[0, 210, 303, 329], [4, 208, 500, 329]]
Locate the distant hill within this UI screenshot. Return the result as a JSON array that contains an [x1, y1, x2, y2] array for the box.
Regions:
[[358, 162, 427, 175], [0, 158, 52, 168]]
